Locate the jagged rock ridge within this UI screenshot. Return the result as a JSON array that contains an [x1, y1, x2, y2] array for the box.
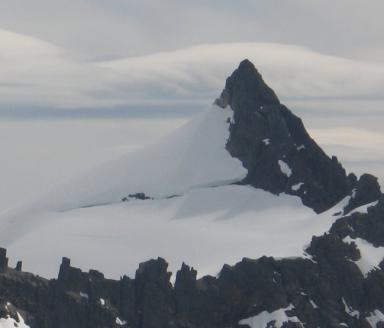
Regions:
[[216, 59, 356, 213]]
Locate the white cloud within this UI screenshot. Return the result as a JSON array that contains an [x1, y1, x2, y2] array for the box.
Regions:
[[1, 0, 384, 62], [1, 29, 384, 112], [101, 43, 384, 103], [0, 29, 109, 109]]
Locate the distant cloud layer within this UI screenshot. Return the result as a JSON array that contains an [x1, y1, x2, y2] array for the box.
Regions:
[[1, 0, 383, 62], [1, 28, 384, 113]]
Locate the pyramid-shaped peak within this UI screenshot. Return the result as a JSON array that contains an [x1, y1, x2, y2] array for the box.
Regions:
[[215, 59, 280, 110], [218, 60, 354, 213], [237, 58, 258, 72]]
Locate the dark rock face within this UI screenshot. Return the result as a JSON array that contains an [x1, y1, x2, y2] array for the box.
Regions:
[[216, 59, 353, 213], [343, 174, 381, 214], [134, 258, 175, 328], [0, 248, 8, 273], [331, 196, 384, 247]]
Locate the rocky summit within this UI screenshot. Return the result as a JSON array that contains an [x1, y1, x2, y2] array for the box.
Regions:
[[0, 60, 384, 328], [216, 59, 356, 213]]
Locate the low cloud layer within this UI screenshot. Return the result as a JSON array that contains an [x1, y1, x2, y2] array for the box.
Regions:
[[1, 29, 384, 114]]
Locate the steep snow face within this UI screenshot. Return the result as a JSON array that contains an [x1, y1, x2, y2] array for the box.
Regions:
[[47, 104, 246, 207], [0, 105, 246, 243], [0, 104, 352, 280]]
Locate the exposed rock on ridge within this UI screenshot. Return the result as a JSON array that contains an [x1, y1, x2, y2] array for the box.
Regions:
[[216, 59, 354, 213]]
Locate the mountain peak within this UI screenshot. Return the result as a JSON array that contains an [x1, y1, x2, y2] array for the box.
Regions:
[[217, 60, 354, 213], [237, 58, 254, 68], [236, 58, 260, 76], [215, 58, 280, 110]]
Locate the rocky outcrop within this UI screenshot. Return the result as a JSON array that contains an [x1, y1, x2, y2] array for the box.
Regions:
[[0, 248, 8, 272], [343, 174, 381, 215], [331, 196, 384, 247], [215, 59, 354, 213], [122, 193, 152, 202]]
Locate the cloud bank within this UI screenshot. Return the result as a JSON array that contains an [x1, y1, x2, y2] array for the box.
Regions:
[[1, 29, 384, 113], [1, 0, 384, 62]]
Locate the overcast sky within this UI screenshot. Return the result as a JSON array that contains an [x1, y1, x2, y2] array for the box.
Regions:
[[1, 0, 384, 114]]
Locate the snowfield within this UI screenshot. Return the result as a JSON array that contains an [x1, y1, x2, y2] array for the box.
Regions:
[[3, 184, 334, 279], [1, 105, 246, 216], [0, 105, 380, 280]]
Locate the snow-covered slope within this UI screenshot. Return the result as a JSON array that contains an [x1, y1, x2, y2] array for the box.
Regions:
[[0, 60, 381, 286], [17, 105, 245, 210], [5, 184, 346, 279], [0, 103, 353, 279], [0, 105, 245, 243]]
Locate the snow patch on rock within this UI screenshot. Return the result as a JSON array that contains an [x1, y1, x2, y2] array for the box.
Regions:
[[239, 304, 303, 328], [310, 299, 318, 309], [343, 236, 384, 277], [291, 182, 304, 191], [278, 160, 292, 177], [342, 298, 360, 318], [262, 138, 270, 145], [115, 317, 127, 326], [366, 310, 384, 327], [348, 200, 379, 216], [0, 313, 30, 328], [79, 292, 89, 299]]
